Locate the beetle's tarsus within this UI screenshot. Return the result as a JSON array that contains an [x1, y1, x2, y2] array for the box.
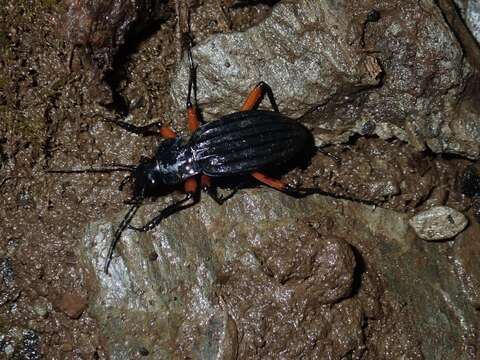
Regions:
[[316, 147, 341, 163], [257, 81, 280, 113], [104, 118, 163, 136]]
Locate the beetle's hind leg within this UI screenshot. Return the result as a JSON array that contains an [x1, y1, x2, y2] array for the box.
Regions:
[[251, 171, 375, 205], [241, 81, 279, 112]]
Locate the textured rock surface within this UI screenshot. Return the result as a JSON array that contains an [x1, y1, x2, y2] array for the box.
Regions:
[[409, 206, 469, 241], [2, 0, 480, 358], [454, 0, 480, 43], [171, 0, 382, 120], [453, 218, 480, 309], [63, 0, 169, 104], [171, 0, 478, 157], [81, 191, 478, 358]]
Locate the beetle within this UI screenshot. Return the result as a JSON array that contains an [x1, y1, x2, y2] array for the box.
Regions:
[[49, 48, 340, 274]]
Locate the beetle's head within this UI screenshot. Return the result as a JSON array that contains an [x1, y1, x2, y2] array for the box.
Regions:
[[132, 159, 164, 198]]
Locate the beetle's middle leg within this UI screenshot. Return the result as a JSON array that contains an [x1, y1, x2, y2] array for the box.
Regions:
[[251, 170, 332, 198], [240, 81, 279, 112], [200, 175, 240, 205]]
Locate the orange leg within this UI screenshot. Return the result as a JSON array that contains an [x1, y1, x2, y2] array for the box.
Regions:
[[251, 171, 287, 191], [200, 175, 211, 190], [184, 176, 198, 194], [240, 81, 279, 112], [187, 103, 201, 132], [159, 127, 177, 139], [251, 170, 377, 205]]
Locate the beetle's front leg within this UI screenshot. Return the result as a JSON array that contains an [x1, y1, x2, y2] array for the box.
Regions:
[[128, 193, 198, 232], [128, 177, 199, 232]]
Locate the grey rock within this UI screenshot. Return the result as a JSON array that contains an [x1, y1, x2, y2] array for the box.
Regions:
[[170, 0, 478, 157], [32, 300, 49, 318], [453, 220, 480, 308], [81, 191, 477, 358], [454, 0, 480, 44], [171, 0, 381, 120], [409, 206, 468, 241], [4, 344, 14, 356]]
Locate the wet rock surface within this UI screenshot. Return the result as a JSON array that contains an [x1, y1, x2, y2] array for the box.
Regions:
[[171, 0, 382, 120], [1, 0, 480, 358], [79, 191, 480, 358], [172, 0, 479, 158]]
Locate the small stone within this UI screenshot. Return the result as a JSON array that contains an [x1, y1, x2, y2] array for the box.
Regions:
[[4, 344, 14, 355], [33, 300, 49, 318], [409, 206, 468, 241], [55, 291, 88, 319], [60, 342, 73, 352]]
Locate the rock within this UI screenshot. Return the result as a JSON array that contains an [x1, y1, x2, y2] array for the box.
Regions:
[[461, 164, 480, 198], [63, 0, 169, 104], [0, 257, 20, 306], [0, 329, 41, 360], [32, 299, 49, 318], [454, 0, 480, 44], [60, 342, 74, 353], [171, 0, 477, 158], [4, 344, 14, 356], [409, 206, 468, 241], [79, 190, 478, 358], [453, 220, 480, 308], [55, 291, 88, 319], [248, 223, 356, 304], [171, 0, 381, 120]]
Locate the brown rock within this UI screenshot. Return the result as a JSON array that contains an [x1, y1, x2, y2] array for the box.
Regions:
[[55, 291, 88, 319]]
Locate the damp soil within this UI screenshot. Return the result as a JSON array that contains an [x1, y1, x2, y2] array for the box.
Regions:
[[0, 0, 477, 358]]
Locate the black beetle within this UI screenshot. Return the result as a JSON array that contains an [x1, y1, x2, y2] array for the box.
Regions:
[[48, 48, 344, 274]]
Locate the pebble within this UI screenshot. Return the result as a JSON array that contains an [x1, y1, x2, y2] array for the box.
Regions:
[[60, 342, 73, 352], [4, 344, 14, 355], [55, 291, 88, 319], [409, 206, 468, 241], [33, 300, 49, 318]]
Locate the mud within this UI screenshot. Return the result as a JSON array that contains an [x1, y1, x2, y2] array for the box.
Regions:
[[0, 0, 479, 359]]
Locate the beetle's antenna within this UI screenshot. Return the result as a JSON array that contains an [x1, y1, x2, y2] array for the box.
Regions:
[[46, 164, 135, 174], [104, 199, 142, 274]]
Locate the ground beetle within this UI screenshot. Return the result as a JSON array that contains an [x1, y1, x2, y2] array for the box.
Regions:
[[49, 47, 340, 274]]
